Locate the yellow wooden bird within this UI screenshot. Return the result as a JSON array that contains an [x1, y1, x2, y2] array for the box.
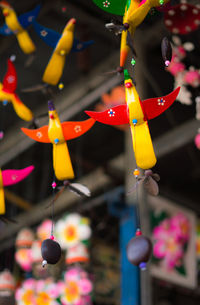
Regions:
[[33, 18, 94, 86], [0, 2, 40, 54]]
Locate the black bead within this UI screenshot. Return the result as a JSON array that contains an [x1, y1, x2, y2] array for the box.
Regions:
[[126, 235, 152, 266], [41, 239, 61, 265]]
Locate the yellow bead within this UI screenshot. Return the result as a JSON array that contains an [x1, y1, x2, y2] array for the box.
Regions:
[[60, 50, 66, 56], [133, 169, 140, 177], [58, 83, 64, 90]]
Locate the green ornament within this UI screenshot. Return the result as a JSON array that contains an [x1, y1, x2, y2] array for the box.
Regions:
[[131, 58, 136, 66], [159, 0, 164, 5], [124, 69, 131, 80], [92, 0, 127, 16]]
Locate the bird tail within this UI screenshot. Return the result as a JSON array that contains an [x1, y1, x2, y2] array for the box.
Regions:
[[42, 52, 66, 86], [53, 142, 74, 180], [16, 30, 36, 54], [130, 121, 157, 169], [12, 94, 33, 121]]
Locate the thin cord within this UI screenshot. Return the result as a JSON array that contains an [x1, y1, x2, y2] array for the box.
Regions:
[[133, 123, 141, 230]]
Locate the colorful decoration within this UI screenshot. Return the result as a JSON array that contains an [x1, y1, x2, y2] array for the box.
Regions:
[[15, 248, 33, 272], [60, 267, 93, 305], [0, 270, 15, 305], [0, 59, 33, 121], [164, 1, 200, 35], [37, 219, 53, 241], [152, 213, 190, 270], [21, 101, 95, 181], [149, 196, 196, 288], [166, 35, 200, 113], [55, 213, 91, 250], [0, 166, 34, 215], [93, 0, 170, 70], [16, 227, 35, 248], [85, 69, 180, 169], [0, 2, 40, 54], [65, 243, 90, 265], [0, 269, 15, 293], [15, 278, 61, 305], [33, 19, 94, 85], [15, 269, 93, 305]]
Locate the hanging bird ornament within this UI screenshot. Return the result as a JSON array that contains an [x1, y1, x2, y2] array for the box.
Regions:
[[86, 69, 180, 170], [0, 2, 40, 54], [0, 165, 34, 215], [0, 58, 33, 121], [21, 101, 95, 194], [92, 0, 170, 72], [32, 19, 94, 86]]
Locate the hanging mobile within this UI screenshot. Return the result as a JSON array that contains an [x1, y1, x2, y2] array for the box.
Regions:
[[41, 180, 61, 267]]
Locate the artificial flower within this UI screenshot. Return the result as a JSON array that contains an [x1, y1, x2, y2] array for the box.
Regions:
[[55, 214, 91, 250]]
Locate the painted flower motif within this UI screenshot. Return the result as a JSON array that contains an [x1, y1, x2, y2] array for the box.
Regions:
[[103, 0, 110, 8], [157, 98, 165, 106], [152, 212, 190, 270], [61, 268, 93, 305], [170, 212, 190, 242], [15, 248, 33, 272], [40, 30, 48, 37], [37, 219, 53, 241], [55, 213, 91, 249], [74, 125, 82, 133], [108, 109, 115, 117]]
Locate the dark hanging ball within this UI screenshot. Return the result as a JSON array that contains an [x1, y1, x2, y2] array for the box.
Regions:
[[161, 37, 172, 67], [126, 235, 152, 267], [41, 238, 61, 267]]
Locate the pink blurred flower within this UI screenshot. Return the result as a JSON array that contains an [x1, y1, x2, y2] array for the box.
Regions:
[[152, 212, 190, 270], [15, 248, 33, 272], [170, 212, 190, 242], [61, 268, 93, 305], [184, 70, 200, 87], [167, 56, 185, 76]]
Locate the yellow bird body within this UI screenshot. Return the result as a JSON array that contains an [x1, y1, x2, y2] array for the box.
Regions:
[[42, 19, 76, 86], [124, 75, 157, 169], [48, 107, 74, 180]]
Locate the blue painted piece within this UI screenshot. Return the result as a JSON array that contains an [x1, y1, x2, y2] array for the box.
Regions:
[[19, 4, 41, 28], [32, 20, 60, 48], [72, 38, 94, 52], [0, 23, 12, 36], [33, 20, 94, 52]]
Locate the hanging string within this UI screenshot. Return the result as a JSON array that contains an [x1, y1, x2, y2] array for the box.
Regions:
[[51, 173, 56, 239], [132, 121, 141, 230]]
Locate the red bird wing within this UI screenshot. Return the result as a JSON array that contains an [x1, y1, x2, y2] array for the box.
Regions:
[[85, 105, 129, 125], [2, 59, 17, 93], [21, 126, 50, 143], [61, 118, 95, 140], [142, 87, 180, 121]]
